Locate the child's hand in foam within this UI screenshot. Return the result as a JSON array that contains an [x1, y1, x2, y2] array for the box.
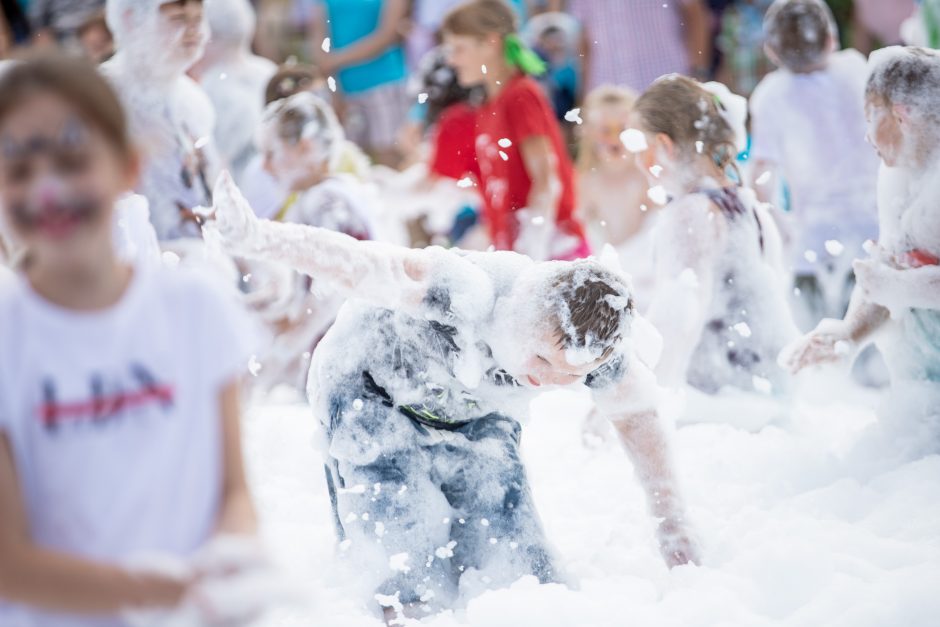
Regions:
[[185, 534, 296, 626], [656, 517, 701, 568], [203, 171, 260, 249], [778, 319, 853, 375]]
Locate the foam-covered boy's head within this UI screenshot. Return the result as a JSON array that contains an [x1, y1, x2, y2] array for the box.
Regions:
[[106, 0, 208, 74], [865, 46, 940, 169], [763, 0, 837, 73], [494, 260, 634, 388], [204, 0, 255, 49], [258, 91, 343, 191]]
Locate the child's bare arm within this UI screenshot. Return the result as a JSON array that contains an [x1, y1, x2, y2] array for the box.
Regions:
[[593, 358, 700, 567], [0, 435, 188, 614], [520, 136, 561, 221], [215, 380, 257, 536], [782, 288, 889, 374], [855, 258, 940, 312], [209, 172, 437, 310]]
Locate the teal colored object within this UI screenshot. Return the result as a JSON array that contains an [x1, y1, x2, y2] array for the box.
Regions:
[[904, 309, 940, 381], [507, 0, 528, 23], [323, 0, 407, 95]]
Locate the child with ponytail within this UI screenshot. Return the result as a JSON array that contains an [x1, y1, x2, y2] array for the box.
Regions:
[[440, 0, 589, 261], [628, 75, 798, 394]]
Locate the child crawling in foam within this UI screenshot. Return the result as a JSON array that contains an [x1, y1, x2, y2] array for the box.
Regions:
[[206, 172, 700, 620], [785, 46, 940, 457]]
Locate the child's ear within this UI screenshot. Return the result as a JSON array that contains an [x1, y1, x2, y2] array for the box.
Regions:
[[655, 133, 676, 161], [892, 104, 911, 126], [123, 149, 141, 191]]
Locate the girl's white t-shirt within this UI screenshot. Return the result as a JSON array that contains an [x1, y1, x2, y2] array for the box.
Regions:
[[0, 265, 252, 627]]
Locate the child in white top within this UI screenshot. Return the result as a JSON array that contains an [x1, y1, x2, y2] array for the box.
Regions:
[[0, 55, 264, 626], [248, 92, 378, 391], [784, 47, 940, 459], [195, 0, 277, 180], [102, 0, 220, 242], [630, 75, 797, 394], [751, 0, 880, 329]]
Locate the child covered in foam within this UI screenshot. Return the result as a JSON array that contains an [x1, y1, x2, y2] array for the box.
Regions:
[[784, 47, 940, 459], [102, 0, 220, 242], [750, 0, 880, 329], [206, 171, 699, 621], [245, 92, 378, 391], [628, 75, 798, 395], [195, 0, 277, 181]]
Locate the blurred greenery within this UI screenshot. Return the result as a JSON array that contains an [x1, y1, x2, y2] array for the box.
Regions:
[[825, 0, 855, 48]]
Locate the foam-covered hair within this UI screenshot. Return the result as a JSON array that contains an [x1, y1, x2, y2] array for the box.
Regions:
[[543, 259, 634, 362], [205, 0, 256, 46], [763, 0, 836, 72], [259, 91, 344, 169], [867, 46, 940, 118], [105, 0, 166, 47]]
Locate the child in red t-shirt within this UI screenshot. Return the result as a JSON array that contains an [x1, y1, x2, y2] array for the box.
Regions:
[[439, 0, 589, 260]]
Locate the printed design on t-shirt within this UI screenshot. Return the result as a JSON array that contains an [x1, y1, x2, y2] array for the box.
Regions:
[[38, 363, 175, 431]]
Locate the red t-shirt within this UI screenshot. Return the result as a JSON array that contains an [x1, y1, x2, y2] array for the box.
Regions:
[[431, 74, 586, 254], [429, 103, 480, 181]]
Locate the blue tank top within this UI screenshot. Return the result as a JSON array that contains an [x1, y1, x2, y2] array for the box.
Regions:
[[322, 0, 407, 94]]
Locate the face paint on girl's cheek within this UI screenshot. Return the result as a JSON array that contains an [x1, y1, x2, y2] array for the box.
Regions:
[[2, 119, 105, 240], [1, 118, 88, 160]]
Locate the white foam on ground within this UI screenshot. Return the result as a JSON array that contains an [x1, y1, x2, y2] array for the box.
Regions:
[[245, 379, 940, 626]]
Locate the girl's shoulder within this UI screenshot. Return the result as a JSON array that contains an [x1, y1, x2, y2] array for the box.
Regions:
[[668, 189, 721, 217], [662, 189, 735, 237]]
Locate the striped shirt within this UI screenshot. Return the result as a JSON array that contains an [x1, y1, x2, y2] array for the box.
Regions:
[[569, 0, 693, 92]]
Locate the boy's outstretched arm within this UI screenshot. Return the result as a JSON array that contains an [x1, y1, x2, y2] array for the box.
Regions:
[[207, 172, 434, 310], [593, 357, 700, 568]]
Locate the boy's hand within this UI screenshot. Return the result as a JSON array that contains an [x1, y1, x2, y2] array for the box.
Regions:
[[656, 517, 700, 568], [203, 171, 260, 248]]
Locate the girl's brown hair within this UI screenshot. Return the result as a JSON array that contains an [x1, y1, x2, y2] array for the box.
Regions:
[[264, 63, 323, 105], [442, 0, 518, 39], [576, 85, 638, 172], [634, 74, 739, 175], [0, 54, 133, 161]]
